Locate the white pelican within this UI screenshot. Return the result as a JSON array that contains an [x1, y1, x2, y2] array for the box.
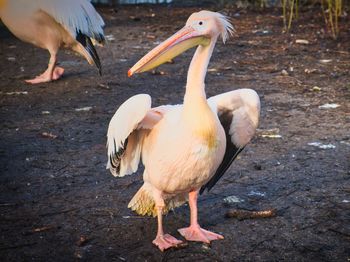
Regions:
[[107, 11, 260, 251], [0, 0, 105, 84]]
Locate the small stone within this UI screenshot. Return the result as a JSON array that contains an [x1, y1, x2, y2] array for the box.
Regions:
[[75, 107, 92, 112], [318, 103, 340, 109], [295, 39, 309, 44], [201, 243, 211, 250], [311, 86, 321, 91], [77, 236, 89, 247], [319, 59, 332, 63], [281, 69, 289, 76]]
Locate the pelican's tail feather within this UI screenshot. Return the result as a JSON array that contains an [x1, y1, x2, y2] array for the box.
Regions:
[[128, 185, 157, 217], [128, 185, 188, 217], [166, 194, 188, 213]]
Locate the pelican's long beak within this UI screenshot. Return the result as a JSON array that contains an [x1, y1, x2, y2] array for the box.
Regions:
[[128, 26, 210, 77]]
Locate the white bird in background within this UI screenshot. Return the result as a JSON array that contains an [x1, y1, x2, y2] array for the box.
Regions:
[[107, 11, 260, 251], [0, 0, 105, 84]]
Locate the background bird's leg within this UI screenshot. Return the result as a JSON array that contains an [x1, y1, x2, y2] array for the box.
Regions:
[[178, 190, 224, 243], [152, 192, 182, 251], [25, 50, 64, 84], [52, 63, 64, 81]]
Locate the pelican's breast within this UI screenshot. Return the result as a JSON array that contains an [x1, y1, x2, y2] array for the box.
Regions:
[[143, 108, 226, 194]]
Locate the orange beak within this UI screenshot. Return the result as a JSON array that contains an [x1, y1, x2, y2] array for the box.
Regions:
[[128, 26, 210, 77]]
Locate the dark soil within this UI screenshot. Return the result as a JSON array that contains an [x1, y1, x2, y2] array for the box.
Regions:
[[1, 5, 349, 261]]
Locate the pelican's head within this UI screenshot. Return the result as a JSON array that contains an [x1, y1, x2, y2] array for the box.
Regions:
[[128, 10, 234, 77], [185, 11, 234, 44]]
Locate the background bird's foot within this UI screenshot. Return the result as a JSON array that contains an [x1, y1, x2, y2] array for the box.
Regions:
[[25, 66, 64, 84], [52, 66, 64, 80], [152, 234, 182, 252], [178, 225, 224, 243], [25, 75, 52, 84]]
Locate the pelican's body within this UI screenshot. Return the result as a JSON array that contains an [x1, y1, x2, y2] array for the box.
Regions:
[[143, 106, 226, 194], [107, 11, 260, 251], [0, 0, 105, 84]]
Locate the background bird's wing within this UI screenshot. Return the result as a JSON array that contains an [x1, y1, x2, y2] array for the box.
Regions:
[[107, 94, 160, 177], [37, 0, 105, 43], [200, 89, 260, 194]]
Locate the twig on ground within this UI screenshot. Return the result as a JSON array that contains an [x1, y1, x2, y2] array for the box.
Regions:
[[225, 208, 277, 220], [328, 228, 350, 237], [39, 208, 79, 217], [32, 225, 56, 233], [0, 242, 37, 250], [23, 225, 57, 236]]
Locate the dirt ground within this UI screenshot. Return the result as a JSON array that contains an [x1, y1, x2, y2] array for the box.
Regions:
[[0, 5, 349, 261]]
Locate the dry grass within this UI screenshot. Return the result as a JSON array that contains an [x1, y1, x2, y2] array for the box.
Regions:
[[282, 0, 344, 39]]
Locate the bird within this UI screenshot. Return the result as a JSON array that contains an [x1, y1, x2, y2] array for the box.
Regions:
[[0, 0, 105, 84], [106, 10, 260, 251]]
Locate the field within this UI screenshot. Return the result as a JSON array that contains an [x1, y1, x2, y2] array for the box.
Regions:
[[0, 6, 349, 261]]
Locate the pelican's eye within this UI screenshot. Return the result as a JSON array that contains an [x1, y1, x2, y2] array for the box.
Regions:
[[199, 21, 203, 25]]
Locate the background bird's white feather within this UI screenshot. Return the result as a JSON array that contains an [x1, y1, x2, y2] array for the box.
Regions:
[[36, 0, 105, 40]]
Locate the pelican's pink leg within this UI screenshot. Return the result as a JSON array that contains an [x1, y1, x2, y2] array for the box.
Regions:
[[178, 190, 224, 243], [25, 51, 64, 84], [152, 192, 182, 251]]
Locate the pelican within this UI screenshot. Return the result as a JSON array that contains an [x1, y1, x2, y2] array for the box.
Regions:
[[0, 0, 105, 84], [107, 11, 260, 251]]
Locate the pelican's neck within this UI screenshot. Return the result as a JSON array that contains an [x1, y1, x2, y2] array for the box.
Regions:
[[182, 37, 219, 148], [184, 37, 217, 105]]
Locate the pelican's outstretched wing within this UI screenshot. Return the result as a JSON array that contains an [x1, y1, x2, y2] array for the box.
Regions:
[[200, 89, 261, 194], [107, 94, 170, 177]]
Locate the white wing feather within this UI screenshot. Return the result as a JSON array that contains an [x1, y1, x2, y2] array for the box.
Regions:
[[107, 94, 151, 177], [200, 89, 260, 194], [36, 0, 105, 40], [208, 88, 260, 147]]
